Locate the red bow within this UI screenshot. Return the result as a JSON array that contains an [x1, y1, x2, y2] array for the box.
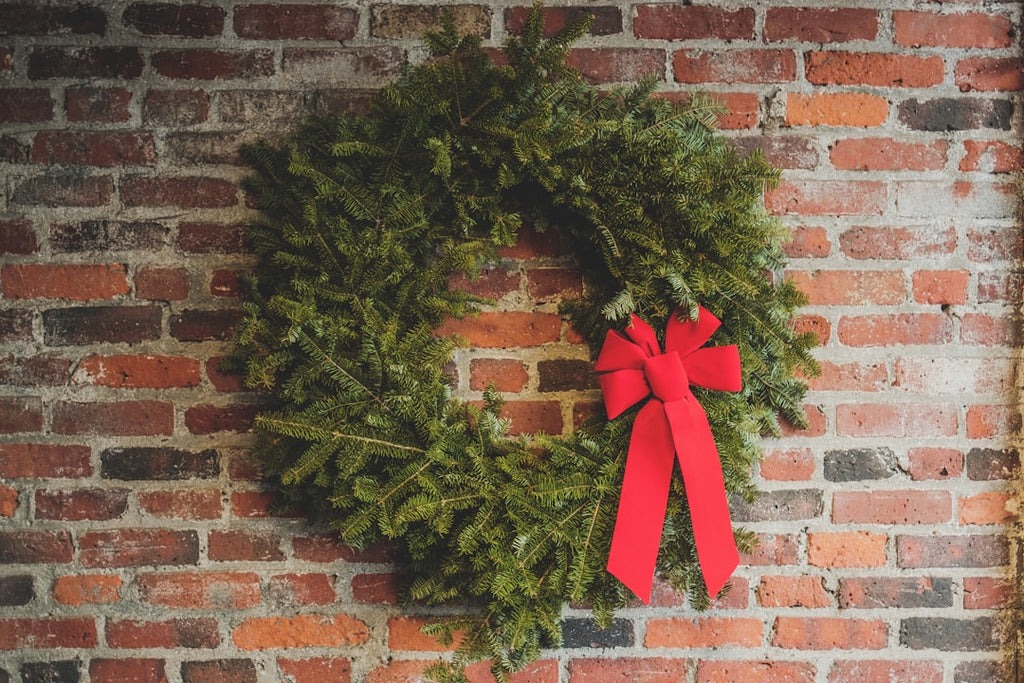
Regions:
[[596, 307, 741, 603]]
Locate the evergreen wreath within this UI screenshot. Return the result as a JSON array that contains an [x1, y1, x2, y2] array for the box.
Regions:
[[233, 6, 817, 680]]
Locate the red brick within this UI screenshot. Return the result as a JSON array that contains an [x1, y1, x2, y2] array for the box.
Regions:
[[448, 268, 519, 299], [0, 485, 17, 516], [837, 403, 957, 437], [234, 614, 369, 650], [805, 52, 944, 87], [773, 617, 886, 650], [135, 266, 190, 300], [566, 48, 665, 84], [960, 140, 1023, 173], [967, 225, 1021, 262], [783, 226, 830, 258], [837, 314, 952, 347], [785, 270, 903, 305], [634, 6, 753, 40], [0, 617, 97, 649], [757, 575, 831, 608], [89, 659, 166, 683], [35, 488, 128, 521], [53, 574, 121, 605], [12, 174, 114, 207], [235, 4, 356, 40], [787, 93, 888, 127], [365, 660, 431, 683], [139, 489, 222, 520], [897, 534, 1008, 568], [278, 658, 352, 683], [209, 529, 284, 561], [121, 176, 237, 208], [467, 659, 559, 683], [760, 448, 814, 481], [955, 57, 1024, 92], [436, 312, 561, 347], [0, 88, 54, 122], [526, 268, 581, 300], [387, 615, 461, 651], [171, 308, 243, 342], [124, 2, 225, 37], [0, 530, 73, 563], [66, 86, 132, 123], [828, 660, 942, 683], [210, 269, 243, 297], [137, 571, 260, 608], [269, 573, 336, 606], [206, 356, 245, 392], [765, 7, 876, 42], [152, 48, 274, 80], [75, 354, 200, 388], [840, 225, 956, 260], [0, 219, 37, 255], [107, 617, 220, 649], [739, 533, 799, 567], [351, 572, 400, 604], [80, 529, 199, 568], [505, 6, 622, 37], [569, 658, 690, 682], [231, 490, 299, 519], [697, 660, 816, 683], [768, 181, 887, 216], [712, 92, 760, 129], [833, 491, 951, 524], [185, 403, 259, 434], [0, 355, 69, 386], [793, 315, 830, 346], [912, 270, 968, 304], [966, 405, 1019, 439], [808, 361, 888, 392], [0, 443, 91, 478], [178, 222, 248, 253], [960, 492, 1013, 525], [144, 89, 210, 126], [780, 403, 826, 437], [908, 448, 963, 481], [808, 531, 887, 568], [470, 358, 528, 392], [0, 396, 43, 433], [963, 577, 1011, 609], [895, 11, 1012, 48], [52, 400, 173, 436], [0, 3, 105, 35], [32, 131, 155, 167], [28, 46, 143, 80], [830, 138, 945, 171], [674, 49, 796, 84], [645, 617, 762, 648], [292, 535, 395, 564], [2, 263, 129, 300], [478, 399, 563, 436]]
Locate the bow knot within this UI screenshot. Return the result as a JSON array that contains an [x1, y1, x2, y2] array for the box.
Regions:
[[596, 307, 742, 603]]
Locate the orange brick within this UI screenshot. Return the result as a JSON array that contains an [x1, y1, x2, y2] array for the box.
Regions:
[[807, 531, 887, 568], [269, 573, 337, 606], [960, 140, 1023, 173], [912, 270, 969, 304], [138, 489, 222, 520], [757, 575, 831, 608], [956, 57, 1024, 92], [894, 11, 1012, 48], [53, 574, 121, 605], [786, 93, 888, 127], [696, 660, 816, 683], [469, 358, 528, 392], [645, 617, 762, 648], [830, 138, 946, 171], [137, 571, 261, 609], [836, 403, 957, 437], [351, 572, 400, 605], [569, 657, 690, 682], [760, 448, 814, 481], [783, 226, 830, 258], [435, 312, 561, 347], [963, 577, 1012, 609], [772, 617, 886, 650], [833, 491, 951, 524], [960, 492, 1013, 525], [74, 354, 201, 388], [828, 660, 942, 682], [0, 617, 98, 649], [233, 614, 369, 650], [2, 263, 129, 300], [907, 448, 963, 481], [837, 314, 952, 347], [387, 615, 462, 651], [0, 485, 16, 516], [966, 405, 1020, 439], [805, 51, 944, 87], [767, 181, 887, 216], [278, 658, 352, 683], [785, 270, 904, 305], [465, 658, 559, 683]]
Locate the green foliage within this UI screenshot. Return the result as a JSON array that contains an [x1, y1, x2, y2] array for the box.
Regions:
[[232, 4, 817, 680]]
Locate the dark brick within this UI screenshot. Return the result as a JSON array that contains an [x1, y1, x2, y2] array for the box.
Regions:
[[31, 131, 156, 167], [0, 219, 38, 255], [185, 404, 259, 434], [505, 6, 622, 36], [0, 88, 54, 122], [35, 488, 130, 521], [43, 306, 161, 345], [900, 617, 998, 651], [955, 660, 1011, 683], [123, 3, 225, 37], [51, 400, 173, 437], [28, 47, 143, 79], [121, 176, 237, 208], [838, 576, 953, 608], [170, 309, 243, 341], [11, 175, 114, 207], [0, 575, 34, 606], [0, 356, 70, 386], [0, 135, 28, 163], [151, 49, 274, 80], [234, 4, 357, 40], [966, 448, 1018, 480], [0, 530, 73, 563], [178, 223, 248, 253], [0, 4, 105, 35], [101, 447, 220, 480], [824, 447, 898, 481], [562, 618, 633, 648], [50, 220, 169, 252], [0, 397, 43, 433], [217, 90, 314, 125], [20, 660, 80, 683], [79, 529, 200, 568], [181, 659, 257, 683], [899, 98, 1013, 131], [144, 89, 210, 126], [537, 359, 599, 392], [166, 132, 248, 165], [66, 86, 132, 123], [0, 310, 33, 342], [730, 489, 823, 522], [731, 135, 820, 171], [897, 535, 1008, 568]]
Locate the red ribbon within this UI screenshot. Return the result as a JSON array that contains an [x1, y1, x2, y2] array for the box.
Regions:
[[596, 306, 741, 603]]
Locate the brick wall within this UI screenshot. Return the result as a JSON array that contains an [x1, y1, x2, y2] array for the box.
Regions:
[[1, 2, 1021, 682]]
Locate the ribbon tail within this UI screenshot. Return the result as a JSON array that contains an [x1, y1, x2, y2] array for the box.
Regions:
[[606, 401, 675, 604], [663, 397, 739, 599]]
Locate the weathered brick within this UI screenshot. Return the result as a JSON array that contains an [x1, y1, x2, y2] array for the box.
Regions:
[[526, 268, 581, 300], [837, 314, 953, 347], [894, 357, 1009, 395], [178, 222, 248, 253], [0, 443, 91, 479], [808, 362, 888, 392], [963, 577, 1011, 609], [74, 354, 200, 389], [898, 98, 1013, 131], [32, 131, 155, 167], [897, 534, 1008, 568], [0, 396, 43, 433], [960, 140, 1023, 173], [785, 270, 903, 306], [562, 618, 633, 648], [52, 400, 173, 436], [66, 86, 132, 123], [233, 614, 369, 650], [967, 225, 1022, 262], [634, 6, 753, 40], [43, 303, 158, 346], [144, 89, 210, 125], [697, 661, 816, 683], [0, 618, 97, 649], [437, 312, 561, 347], [908, 447, 963, 480], [0, 88, 54, 122], [79, 529, 199, 568], [235, 4, 356, 40], [830, 138, 946, 171], [51, 219, 168, 252], [900, 618, 998, 651], [108, 617, 220, 649], [967, 406, 1021, 439], [0, 3, 105, 35], [765, 7, 876, 43], [955, 660, 1010, 683], [12, 174, 114, 207], [569, 658, 689, 682], [282, 47, 406, 85], [807, 531, 887, 568], [836, 403, 957, 437], [0, 355, 70, 386], [181, 659, 257, 683], [567, 48, 665, 84], [170, 309, 243, 341], [838, 577, 953, 609], [469, 358, 528, 392], [35, 488, 129, 521], [824, 447, 897, 481], [961, 313, 1020, 347], [19, 661, 81, 683], [209, 530, 284, 562], [28, 47, 143, 79], [759, 448, 814, 481], [0, 575, 33, 606], [646, 617, 762, 648], [89, 659, 165, 683], [537, 359, 598, 392], [828, 661, 942, 683], [269, 573, 336, 607], [121, 176, 237, 208], [102, 446, 219, 480], [185, 403, 259, 434], [206, 357, 245, 393], [674, 49, 796, 84], [768, 181, 887, 217], [730, 489, 822, 523], [805, 51, 943, 87], [372, 5, 489, 39], [757, 575, 831, 608], [124, 2, 224, 37], [136, 266, 190, 301], [53, 574, 121, 606], [0, 134, 27, 163], [787, 93, 888, 128], [0, 530, 73, 563], [913, 270, 969, 304], [894, 11, 1012, 48], [139, 489, 222, 520], [152, 48, 274, 80], [839, 225, 956, 260], [0, 310, 32, 343], [3, 264, 129, 300], [351, 572, 400, 605], [137, 571, 261, 609], [773, 617, 886, 650], [833, 490, 951, 524], [955, 57, 1024, 93], [506, 6, 621, 37]]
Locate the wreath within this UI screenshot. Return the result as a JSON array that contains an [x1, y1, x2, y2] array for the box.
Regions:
[[233, 6, 816, 681]]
